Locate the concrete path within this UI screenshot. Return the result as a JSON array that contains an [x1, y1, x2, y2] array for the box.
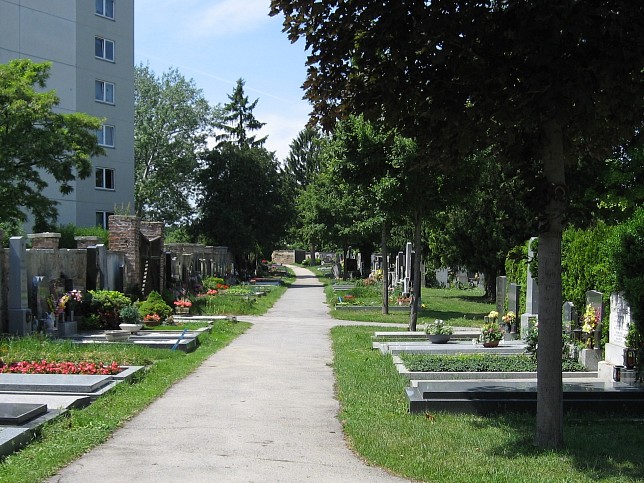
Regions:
[[49, 266, 408, 482]]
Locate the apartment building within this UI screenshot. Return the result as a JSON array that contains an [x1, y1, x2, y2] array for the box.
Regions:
[[0, 0, 134, 230]]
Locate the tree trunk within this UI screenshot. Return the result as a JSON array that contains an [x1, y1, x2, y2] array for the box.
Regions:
[[409, 212, 422, 331], [342, 243, 349, 280], [310, 243, 316, 266], [382, 220, 389, 315], [535, 120, 566, 449]]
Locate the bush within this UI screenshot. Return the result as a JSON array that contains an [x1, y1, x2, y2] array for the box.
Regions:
[[401, 353, 586, 372], [85, 290, 132, 329], [119, 304, 141, 324], [202, 277, 225, 290], [137, 291, 172, 321]]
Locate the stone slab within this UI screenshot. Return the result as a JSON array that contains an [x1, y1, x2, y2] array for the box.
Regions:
[[0, 374, 112, 393], [375, 340, 526, 355], [407, 378, 644, 414], [0, 402, 47, 424], [0, 408, 64, 457], [0, 394, 91, 411]]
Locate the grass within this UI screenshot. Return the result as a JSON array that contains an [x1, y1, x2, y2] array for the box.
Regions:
[[332, 325, 644, 482], [325, 283, 494, 327], [0, 320, 250, 482], [192, 273, 295, 316], [401, 353, 587, 372]]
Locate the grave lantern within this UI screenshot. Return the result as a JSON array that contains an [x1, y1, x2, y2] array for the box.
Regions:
[[624, 348, 637, 369]]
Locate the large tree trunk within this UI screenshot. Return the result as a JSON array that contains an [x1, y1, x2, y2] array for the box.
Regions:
[[535, 120, 566, 449], [382, 220, 389, 315], [409, 212, 422, 331]]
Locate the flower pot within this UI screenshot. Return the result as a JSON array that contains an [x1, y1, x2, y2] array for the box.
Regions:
[[119, 323, 143, 333], [104, 330, 130, 342], [175, 306, 190, 315], [483, 340, 500, 348], [427, 334, 451, 344]]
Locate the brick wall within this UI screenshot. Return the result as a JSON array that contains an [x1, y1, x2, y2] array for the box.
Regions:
[[108, 215, 140, 290]]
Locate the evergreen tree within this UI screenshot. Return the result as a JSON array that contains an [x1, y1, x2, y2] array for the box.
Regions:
[[216, 78, 267, 149]]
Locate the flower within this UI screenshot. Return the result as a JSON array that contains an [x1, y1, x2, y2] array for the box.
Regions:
[[425, 319, 453, 336], [487, 310, 499, 323], [0, 360, 121, 375], [144, 313, 161, 323], [581, 304, 599, 334], [174, 299, 192, 307], [502, 311, 516, 324], [479, 322, 503, 343]]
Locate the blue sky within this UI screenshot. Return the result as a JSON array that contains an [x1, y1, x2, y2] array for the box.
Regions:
[[134, 0, 311, 162]]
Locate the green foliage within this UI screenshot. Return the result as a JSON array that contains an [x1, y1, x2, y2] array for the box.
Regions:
[[401, 353, 585, 373], [201, 277, 225, 290], [134, 64, 215, 224], [85, 290, 132, 329], [118, 304, 141, 324], [561, 222, 618, 311], [215, 78, 267, 149], [504, 241, 532, 315], [196, 143, 292, 268], [137, 291, 172, 320], [424, 319, 453, 336], [613, 207, 644, 335], [0, 59, 104, 227]]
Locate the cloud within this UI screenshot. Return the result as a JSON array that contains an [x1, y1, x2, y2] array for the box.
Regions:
[[192, 0, 271, 38]]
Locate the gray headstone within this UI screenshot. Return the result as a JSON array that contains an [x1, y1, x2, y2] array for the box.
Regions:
[[562, 301, 576, 334], [32, 276, 49, 320], [508, 283, 521, 316], [8, 237, 28, 310], [520, 314, 538, 340], [496, 276, 507, 317], [525, 237, 538, 314]]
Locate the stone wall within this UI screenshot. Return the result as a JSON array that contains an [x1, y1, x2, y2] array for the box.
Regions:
[[272, 250, 305, 265]]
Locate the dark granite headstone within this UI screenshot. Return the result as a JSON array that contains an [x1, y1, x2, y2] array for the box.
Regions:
[[508, 283, 520, 316]]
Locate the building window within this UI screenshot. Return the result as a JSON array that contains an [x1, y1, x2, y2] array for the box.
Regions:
[[97, 124, 114, 147], [96, 0, 114, 19], [96, 167, 115, 190], [96, 211, 114, 229], [95, 37, 114, 61], [95, 80, 115, 104]]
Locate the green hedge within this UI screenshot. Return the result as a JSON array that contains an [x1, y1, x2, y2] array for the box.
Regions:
[[401, 353, 585, 372]]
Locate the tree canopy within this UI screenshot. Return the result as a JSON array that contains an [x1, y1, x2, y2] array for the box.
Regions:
[[271, 0, 644, 448], [134, 64, 215, 225], [215, 78, 267, 149], [0, 59, 104, 228]]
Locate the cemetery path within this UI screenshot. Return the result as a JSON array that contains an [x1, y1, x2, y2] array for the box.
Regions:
[[49, 265, 409, 483]]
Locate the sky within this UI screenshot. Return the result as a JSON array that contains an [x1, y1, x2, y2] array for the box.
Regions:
[[134, 0, 311, 162]]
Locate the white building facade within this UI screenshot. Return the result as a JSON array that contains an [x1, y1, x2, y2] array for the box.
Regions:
[[0, 0, 135, 229]]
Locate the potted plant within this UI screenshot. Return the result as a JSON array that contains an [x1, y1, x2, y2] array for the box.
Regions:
[[425, 319, 453, 344], [581, 304, 600, 348], [502, 311, 516, 333], [173, 298, 192, 314], [479, 322, 503, 347], [118, 304, 143, 333]]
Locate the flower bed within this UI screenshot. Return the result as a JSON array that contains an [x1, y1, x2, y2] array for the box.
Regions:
[[400, 353, 585, 372], [0, 360, 122, 375]]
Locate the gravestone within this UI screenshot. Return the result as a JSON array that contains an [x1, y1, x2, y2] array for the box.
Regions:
[[31, 276, 50, 329], [562, 301, 577, 336], [605, 292, 632, 366], [521, 237, 538, 337], [495, 276, 507, 319], [8, 237, 32, 335], [507, 283, 521, 318]]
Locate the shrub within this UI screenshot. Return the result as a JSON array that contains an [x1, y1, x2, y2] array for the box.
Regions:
[[202, 277, 225, 290], [85, 290, 132, 329], [119, 304, 141, 324], [137, 291, 172, 321]]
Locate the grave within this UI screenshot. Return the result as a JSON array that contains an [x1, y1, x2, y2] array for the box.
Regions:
[[406, 379, 644, 414], [495, 276, 507, 321], [0, 366, 144, 457]]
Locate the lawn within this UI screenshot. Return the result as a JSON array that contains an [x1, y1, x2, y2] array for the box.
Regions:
[[332, 325, 644, 482]]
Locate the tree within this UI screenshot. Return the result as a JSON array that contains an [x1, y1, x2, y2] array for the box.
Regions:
[[134, 64, 215, 225], [0, 59, 104, 227], [195, 144, 290, 272], [271, 0, 644, 448], [428, 149, 535, 300], [216, 78, 267, 149], [283, 127, 324, 190]]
